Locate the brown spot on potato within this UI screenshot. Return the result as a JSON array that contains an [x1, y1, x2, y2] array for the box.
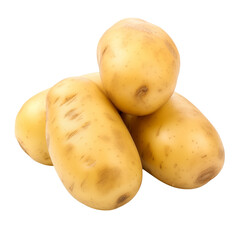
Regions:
[[66, 129, 79, 140], [81, 121, 91, 129], [83, 157, 96, 167], [105, 112, 115, 121], [66, 144, 73, 153], [64, 108, 76, 118], [97, 167, 121, 193], [101, 45, 109, 58], [60, 94, 77, 106], [201, 154, 207, 158], [156, 126, 161, 136], [141, 143, 154, 162], [159, 163, 163, 169], [174, 163, 178, 168], [195, 166, 217, 185], [116, 194, 130, 207], [68, 183, 74, 192], [135, 85, 148, 98], [54, 97, 59, 104]]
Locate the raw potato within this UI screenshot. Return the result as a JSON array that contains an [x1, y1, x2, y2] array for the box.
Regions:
[[15, 89, 52, 165], [46, 76, 142, 210], [122, 93, 225, 189], [97, 18, 180, 116]]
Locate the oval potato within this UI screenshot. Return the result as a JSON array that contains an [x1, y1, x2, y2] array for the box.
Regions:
[[122, 93, 224, 189], [46, 76, 142, 210], [97, 18, 180, 116]]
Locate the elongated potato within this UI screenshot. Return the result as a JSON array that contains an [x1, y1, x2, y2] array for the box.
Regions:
[[46, 76, 142, 210], [15, 89, 52, 165], [97, 18, 180, 116], [122, 93, 224, 189]]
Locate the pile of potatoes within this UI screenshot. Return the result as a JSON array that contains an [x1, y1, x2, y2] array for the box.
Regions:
[[15, 18, 224, 210]]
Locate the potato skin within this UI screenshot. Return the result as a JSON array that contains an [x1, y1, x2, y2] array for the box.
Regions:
[[97, 18, 180, 116], [46, 76, 142, 210], [122, 93, 224, 189], [15, 89, 52, 165]]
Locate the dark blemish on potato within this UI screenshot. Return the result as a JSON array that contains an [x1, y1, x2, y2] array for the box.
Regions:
[[68, 183, 74, 192], [80, 178, 87, 190], [158, 88, 162, 92], [164, 40, 178, 59], [201, 154, 207, 158], [135, 85, 148, 98], [116, 194, 130, 206], [97, 167, 120, 193], [66, 144, 73, 153], [60, 93, 77, 106], [54, 97, 59, 104], [83, 157, 96, 167], [17, 139, 30, 156], [81, 121, 91, 129], [174, 163, 178, 168], [66, 129, 79, 140], [105, 112, 115, 121], [141, 143, 154, 162], [195, 166, 217, 185], [159, 163, 163, 169], [156, 126, 161, 137], [101, 45, 109, 58], [64, 108, 76, 118]]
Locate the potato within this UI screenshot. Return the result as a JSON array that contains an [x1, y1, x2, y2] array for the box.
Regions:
[[15, 89, 52, 165], [46, 76, 142, 210], [122, 93, 224, 189], [97, 18, 180, 116]]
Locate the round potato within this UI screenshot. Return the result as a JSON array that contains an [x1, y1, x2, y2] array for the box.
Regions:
[[97, 18, 180, 116], [46, 76, 142, 210], [122, 93, 224, 189], [15, 89, 52, 165]]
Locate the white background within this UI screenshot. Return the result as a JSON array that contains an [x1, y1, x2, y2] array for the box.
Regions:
[[1, 0, 239, 239]]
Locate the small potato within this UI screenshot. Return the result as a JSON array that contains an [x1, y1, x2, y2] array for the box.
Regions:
[[97, 18, 180, 116], [15, 89, 52, 165], [46, 76, 142, 210], [122, 93, 224, 189]]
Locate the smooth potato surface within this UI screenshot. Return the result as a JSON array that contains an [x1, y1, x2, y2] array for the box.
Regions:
[[122, 93, 224, 189], [46, 76, 142, 210], [97, 18, 180, 116], [15, 89, 52, 165]]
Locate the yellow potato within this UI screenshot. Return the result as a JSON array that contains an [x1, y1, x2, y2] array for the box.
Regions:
[[97, 18, 180, 116], [46, 76, 142, 210], [15, 89, 52, 165], [122, 93, 224, 189]]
